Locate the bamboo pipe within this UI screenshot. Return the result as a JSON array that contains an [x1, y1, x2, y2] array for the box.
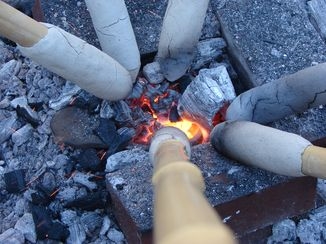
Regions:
[[150, 127, 235, 244], [0, 0, 47, 47], [156, 0, 210, 81], [0, 1, 133, 101], [210, 121, 326, 179], [85, 0, 140, 82], [226, 63, 326, 124]]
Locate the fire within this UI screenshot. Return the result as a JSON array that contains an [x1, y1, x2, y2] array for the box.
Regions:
[[155, 115, 209, 143], [130, 93, 209, 144]]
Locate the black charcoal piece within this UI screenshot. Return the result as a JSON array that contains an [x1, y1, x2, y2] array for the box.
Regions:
[[4, 169, 26, 193], [31, 205, 69, 241], [94, 118, 118, 146], [65, 158, 76, 176], [31, 184, 57, 205], [72, 91, 101, 114], [28, 102, 44, 112], [94, 119, 131, 157], [0, 148, 4, 161], [177, 75, 192, 94], [64, 192, 106, 211], [16, 105, 40, 127], [76, 148, 102, 171], [168, 103, 181, 122]]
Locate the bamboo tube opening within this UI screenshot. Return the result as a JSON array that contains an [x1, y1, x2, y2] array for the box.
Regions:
[[302, 145, 326, 179], [0, 1, 48, 47]]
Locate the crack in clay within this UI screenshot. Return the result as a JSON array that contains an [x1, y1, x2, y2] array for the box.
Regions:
[[308, 90, 326, 109], [102, 16, 128, 29], [274, 84, 296, 112], [248, 94, 256, 121], [57, 28, 82, 55], [251, 96, 278, 122], [95, 28, 115, 37]]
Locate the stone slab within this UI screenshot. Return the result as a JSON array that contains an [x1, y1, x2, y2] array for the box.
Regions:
[[270, 106, 326, 142], [214, 0, 326, 87]]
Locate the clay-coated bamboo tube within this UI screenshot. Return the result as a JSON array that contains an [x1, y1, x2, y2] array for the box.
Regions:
[[211, 121, 326, 179], [150, 127, 235, 244], [226, 63, 326, 124], [85, 0, 140, 82], [0, 0, 47, 47], [0, 1, 133, 101], [156, 0, 210, 81]]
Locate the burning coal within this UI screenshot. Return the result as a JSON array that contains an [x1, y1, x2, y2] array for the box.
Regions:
[[128, 81, 209, 145]]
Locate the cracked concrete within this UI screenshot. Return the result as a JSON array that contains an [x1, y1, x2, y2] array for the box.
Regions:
[[215, 0, 326, 87]]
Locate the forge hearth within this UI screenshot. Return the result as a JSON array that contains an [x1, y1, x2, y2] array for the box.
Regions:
[[104, 100, 326, 244], [106, 143, 319, 243], [2, 0, 326, 243]]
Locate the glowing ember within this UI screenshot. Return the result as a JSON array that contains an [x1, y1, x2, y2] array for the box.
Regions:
[[130, 93, 209, 144]]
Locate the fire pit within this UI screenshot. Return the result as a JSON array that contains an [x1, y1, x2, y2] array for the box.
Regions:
[[1, 1, 326, 244]]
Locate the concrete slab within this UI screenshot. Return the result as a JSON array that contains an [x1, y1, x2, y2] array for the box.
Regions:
[[214, 0, 326, 87]]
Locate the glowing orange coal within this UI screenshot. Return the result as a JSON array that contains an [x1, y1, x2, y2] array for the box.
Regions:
[[130, 93, 209, 144]]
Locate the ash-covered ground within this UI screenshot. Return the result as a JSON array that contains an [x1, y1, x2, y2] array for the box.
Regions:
[[0, 40, 129, 243]]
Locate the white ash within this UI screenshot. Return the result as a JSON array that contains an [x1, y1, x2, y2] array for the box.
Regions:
[[100, 100, 115, 119], [100, 216, 111, 236], [267, 219, 297, 243], [66, 219, 86, 244], [143, 61, 165, 84], [107, 228, 125, 243], [0, 228, 24, 244], [178, 66, 236, 129], [72, 172, 98, 190], [11, 124, 33, 147], [191, 38, 226, 70], [14, 213, 36, 243], [0, 42, 126, 243], [80, 212, 103, 237], [106, 147, 149, 172], [49, 81, 81, 110]]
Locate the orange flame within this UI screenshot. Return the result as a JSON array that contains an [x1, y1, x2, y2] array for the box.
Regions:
[[131, 93, 209, 144]]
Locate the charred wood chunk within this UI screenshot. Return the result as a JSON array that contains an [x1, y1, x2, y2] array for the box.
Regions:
[[0, 148, 4, 161], [16, 105, 40, 127], [75, 148, 102, 172], [94, 118, 118, 146], [72, 91, 101, 114], [31, 184, 57, 205], [178, 66, 235, 129], [64, 192, 107, 211], [4, 169, 26, 193], [31, 205, 69, 241], [168, 103, 181, 122]]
